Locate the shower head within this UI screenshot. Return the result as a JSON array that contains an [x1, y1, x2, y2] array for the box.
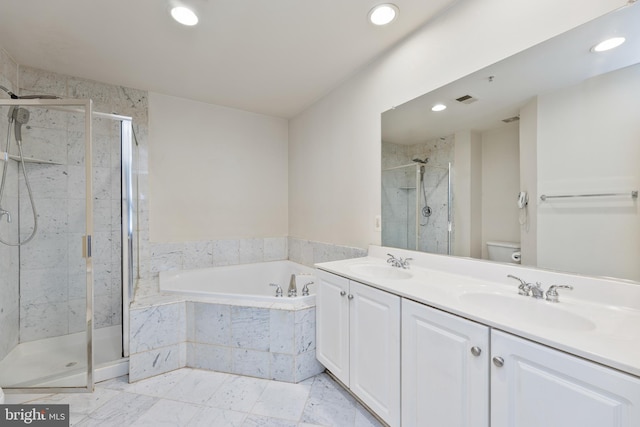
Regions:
[[412, 157, 429, 164]]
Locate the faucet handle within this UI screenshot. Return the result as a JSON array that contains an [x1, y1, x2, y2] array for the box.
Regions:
[[301, 281, 313, 296], [507, 274, 530, 296], [269, 283, 283, 297], [545, 285, 573, 303]]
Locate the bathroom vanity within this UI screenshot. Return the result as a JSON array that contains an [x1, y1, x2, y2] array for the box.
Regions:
[[315, 246, 640, 427]]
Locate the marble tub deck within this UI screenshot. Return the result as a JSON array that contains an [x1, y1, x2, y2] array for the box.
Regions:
[[4, 368, 383, 427]]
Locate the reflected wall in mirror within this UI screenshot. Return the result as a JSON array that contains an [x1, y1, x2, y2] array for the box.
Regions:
[[381, 4, 640, 282]]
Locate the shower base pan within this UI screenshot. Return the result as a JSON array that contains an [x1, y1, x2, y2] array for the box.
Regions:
[[0, 325, 127, 389]]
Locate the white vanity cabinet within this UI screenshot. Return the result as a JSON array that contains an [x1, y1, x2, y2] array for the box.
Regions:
[[401, 299, 490, 427], [316, 270, 401, 426], [491, 330, 640, 427]]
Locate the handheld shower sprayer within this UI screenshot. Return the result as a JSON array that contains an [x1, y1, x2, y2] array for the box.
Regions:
[[8, 106, 30, 143]]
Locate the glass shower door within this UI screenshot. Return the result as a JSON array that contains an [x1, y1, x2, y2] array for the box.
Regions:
[[0, 99, 94, 392]]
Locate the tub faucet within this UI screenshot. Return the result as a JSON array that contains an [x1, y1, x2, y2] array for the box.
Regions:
[[301, 281, 313, 296], [269, 283, 283, 297], [288, 274, 297, 297]]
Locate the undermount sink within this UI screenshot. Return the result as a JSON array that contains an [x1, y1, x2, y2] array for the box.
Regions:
[[459, 292, 596, 331], [349, 264, 413, 280]]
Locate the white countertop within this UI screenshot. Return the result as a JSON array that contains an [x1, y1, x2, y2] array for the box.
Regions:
[[316, 246, 640, 378]]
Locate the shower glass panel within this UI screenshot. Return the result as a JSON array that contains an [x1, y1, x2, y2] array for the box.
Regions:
[[0, 99, 95, 392], [382, 162, 452, 254]]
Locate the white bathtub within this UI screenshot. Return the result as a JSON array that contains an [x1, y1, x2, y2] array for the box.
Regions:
[[159, 260, 316, 303]]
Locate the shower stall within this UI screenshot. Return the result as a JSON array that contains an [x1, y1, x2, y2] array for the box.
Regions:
[[0, 98, 133, 393], [382, 161, 452, 254]]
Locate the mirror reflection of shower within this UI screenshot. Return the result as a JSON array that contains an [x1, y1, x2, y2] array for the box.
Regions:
[[0, 104, 38, 246], [413, 157, 433, 222], [382, 137, 453, 255]]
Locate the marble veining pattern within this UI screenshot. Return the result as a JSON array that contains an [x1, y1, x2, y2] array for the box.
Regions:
[[6, 370, 382, 426], [130, 300, 323, 384]]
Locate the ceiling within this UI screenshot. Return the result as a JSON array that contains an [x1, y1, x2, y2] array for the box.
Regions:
[[0, 0, 458, 118], [382, 3, 640, 144]]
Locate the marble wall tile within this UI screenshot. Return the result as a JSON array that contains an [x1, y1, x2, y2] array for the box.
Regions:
[[232, 348, 270, 379], [193, 302, 231, 346], [263, 237, 287, 262], [0, 307, 19, 360], [269, 309, 294, 354], [130, 302, 185, 353], [20, 231, 68, 270], [213, 239, 240, 266], [183, 240, 213, 270], [67, 298, 88, 334], [19, 300, 68, 342], [128, 342, 185, 382], [288, 237, 366, 267], [20, 125, 67, 163], [295, 350, 325, 383], [188, 343, 232, 372], [20, 267, 68, 304], [231, 306, 270, 351], [94, 294, 113, 328], [239, 238, 264, 264], [150, 242, 182, 275], [295, 308, 316, 354], [270, 353, 295, 383]]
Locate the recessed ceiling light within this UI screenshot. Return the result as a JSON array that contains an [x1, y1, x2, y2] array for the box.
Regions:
[[368, 4, 399, 26], [591, 37, 625, 52], [171, 6, 198, 26], [432, 104, 447, 112]]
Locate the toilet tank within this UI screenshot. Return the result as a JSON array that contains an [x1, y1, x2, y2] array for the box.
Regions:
[[486, 241, 521, 264]]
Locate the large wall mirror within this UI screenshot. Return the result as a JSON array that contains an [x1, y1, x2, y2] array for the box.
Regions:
[[381, 4, 640, 282]]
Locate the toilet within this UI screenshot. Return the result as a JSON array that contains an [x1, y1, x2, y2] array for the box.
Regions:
[[486, 241, 521, 264]]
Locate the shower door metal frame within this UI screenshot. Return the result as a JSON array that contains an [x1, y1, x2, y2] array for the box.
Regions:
[[0, 98, 95, 393]]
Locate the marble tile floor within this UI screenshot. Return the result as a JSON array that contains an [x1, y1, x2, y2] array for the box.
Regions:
[[4, 368, 383, 427]]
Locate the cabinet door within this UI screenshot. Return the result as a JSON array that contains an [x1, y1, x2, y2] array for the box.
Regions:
[[402, 299, 490, 427], [349, 281, 401, 427], [315, 270, 350, 385], [491, 330, 640, 427]]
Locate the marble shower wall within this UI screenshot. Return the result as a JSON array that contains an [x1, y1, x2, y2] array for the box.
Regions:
[[0, 46, 20, 360], [14, 66, 149, 342]]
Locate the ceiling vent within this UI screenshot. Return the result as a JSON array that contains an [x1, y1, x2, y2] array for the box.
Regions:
[[455, 94, 478, 104], [502, 115, 520, 123]]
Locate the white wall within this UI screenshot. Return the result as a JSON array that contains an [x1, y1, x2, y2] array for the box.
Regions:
[[481, 124, 520, 259], [536, 64, 640, 280], [149, 92, 288, 242], [288, 0, 627, 249]]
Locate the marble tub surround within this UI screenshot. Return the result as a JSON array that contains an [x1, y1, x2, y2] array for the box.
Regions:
[[137, 236, 361, 298], [129, 297, 323, 383], [288, 237, 367, 268], [6, 369, 383, 427], [316, 245, 640, 377]]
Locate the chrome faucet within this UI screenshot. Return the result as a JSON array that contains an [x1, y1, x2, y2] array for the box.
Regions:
[[387, 253, 413, 269], [545, 284, 573, 303], [288, 274, 297, 297], [269, 283, 283, 297], [528, 282, 545, 299], [301, 281, 313, 296], [507, 274, 531, 296]]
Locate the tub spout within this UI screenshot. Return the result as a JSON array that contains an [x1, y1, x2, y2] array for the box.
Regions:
[[288, 274, 297, 297]]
